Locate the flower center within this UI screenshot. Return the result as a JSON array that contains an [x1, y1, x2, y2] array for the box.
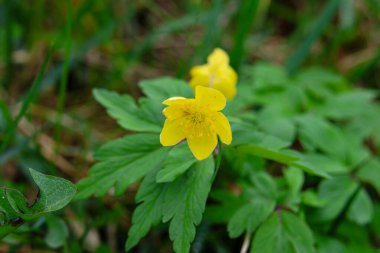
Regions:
[[190, 111, 205, 124], [180, 105, 212, 137]]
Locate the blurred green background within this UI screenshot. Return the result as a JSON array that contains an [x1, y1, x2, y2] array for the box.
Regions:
[[0, 0, 380, 252]]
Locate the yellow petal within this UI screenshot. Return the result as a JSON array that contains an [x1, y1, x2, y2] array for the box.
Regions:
[[190, 65, 211, 78], [163, 106, 183, 119], [162, 97, 186, 106], [212, 66, 237, 100], [160, 119, 185, 146], [189, 65, 211, 89], [213, 112, 232, 144], [208, 48, 229, 66], [195, 86, 226, 111], [187, 133, 217, 160]]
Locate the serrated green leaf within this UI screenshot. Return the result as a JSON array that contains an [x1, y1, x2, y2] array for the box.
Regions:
[[156, 143, 197, 183], [125, 167, 166, 251], [251, 211, 315, 253], [93, 89, 162, 132], [347, 188, 373, 225], [76, 133, 169, 199], [126, 157, 215, 252], [228, 197, 275, 238], [163, 157, 215, 253], [139, 77, 193, 102]]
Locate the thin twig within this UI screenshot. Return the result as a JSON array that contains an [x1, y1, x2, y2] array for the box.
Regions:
[[240, 232, 252, 253]]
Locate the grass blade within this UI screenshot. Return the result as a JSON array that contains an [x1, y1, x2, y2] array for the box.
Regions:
[[285, 0, 342, 75], [0, 46, 54, 152], [230, 0, 261, 69]]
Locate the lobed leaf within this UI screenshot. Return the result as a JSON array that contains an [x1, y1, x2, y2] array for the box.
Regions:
[[125, 167, 167, 251], [76, 133, 169, 199], [311, 175, 359, 222], [156, 143, 197, 183], [228, 197, 275, 238], [251, 211, 316, 253], [126, 157, 215, 253], [139, 77, 193, 102], [347, 188, 373, 225], [93, 89, 162, 132], [163, 157, 215, 253]]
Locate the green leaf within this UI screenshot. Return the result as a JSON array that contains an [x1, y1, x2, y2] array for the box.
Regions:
[[236, 144, 329, 178], [0, 169, 76, 239], [301, 190, 326, 207], [250, 211, 316, 253], [335, 222, 374, 253], [296, 115, 347, 161], [370, 204, 380, 240], [76, 133, 168, 199], [311, 175, 359, 222], [300, 153, 347, 174], [294, 67, 348, 96], [257, 112, 296, 143], [205, 190, 246, 224], [316, 237, 346, 253], [284, 167, 304, 196], [93, 89, 162, 132], [347, 188, 373, 225], [156, 143, 197, 183], [357, 159, 380, 195], [27, 169, 77, 216], [314, 90, 375, 120], [126, 157, 215, 252], [250, 62, 289, 89], [125, 167, 166, 251], [228, 197, 275, 238], [237, 145, 298, 164], [45, 215, 69, 248], [232, 122, 291, 149], [163, 157, 215, 253], [139, 77, 193, 102], [290, 157, 331, 178], [250, 172, 278, 199]]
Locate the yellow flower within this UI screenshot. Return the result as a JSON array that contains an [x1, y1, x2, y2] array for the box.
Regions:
[[160, 86, 232, 160], [189, 48, 238, 100]]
